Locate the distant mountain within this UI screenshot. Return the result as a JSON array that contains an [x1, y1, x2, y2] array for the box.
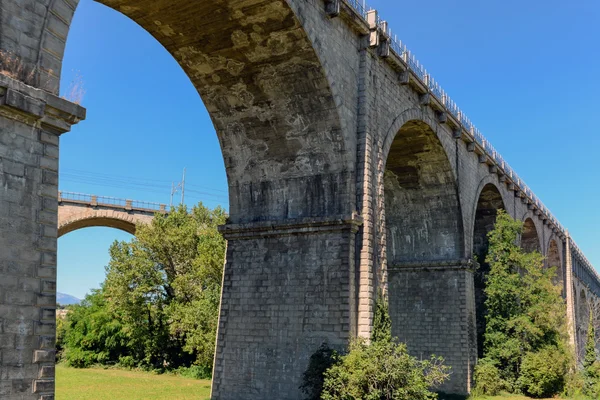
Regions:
[[57, 292, 81, 305]]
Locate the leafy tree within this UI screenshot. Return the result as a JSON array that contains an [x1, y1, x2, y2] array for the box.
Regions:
[[103, 203, 226, 370], [61, 289, 129, 368], [474, 210, 571, 396]]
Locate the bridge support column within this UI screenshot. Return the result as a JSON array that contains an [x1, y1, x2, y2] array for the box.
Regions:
[[212, 215, 361, 400], [388, 261, 477, 395], [565, 233, 577, 356], [0, 75, 84, 400]]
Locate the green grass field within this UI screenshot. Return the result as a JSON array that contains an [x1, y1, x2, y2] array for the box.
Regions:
[[56, 364, 211, 400], [56, 365, 578, 400]]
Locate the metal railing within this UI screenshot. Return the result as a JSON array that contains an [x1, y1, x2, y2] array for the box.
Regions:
[[342, 0, 593, 273], [59, 191, 166, 212]]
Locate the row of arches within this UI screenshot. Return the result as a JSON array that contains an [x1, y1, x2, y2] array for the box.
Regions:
[[383, 119, 565, 359]]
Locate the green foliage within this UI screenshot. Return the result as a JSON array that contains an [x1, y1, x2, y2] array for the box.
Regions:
[[299, 343, 338, 400], [563, 369, 586, 398], [61, 289, 129, 368], [471, 358, 506, 396], [174, 364, 213, 380], [583, 313, 600, 398], [475, 210, 572, 396], [321, 338, 449, 400], [517, 347, 568, 397], [372, 291, 392, 344], [60, 203, 226, 376]]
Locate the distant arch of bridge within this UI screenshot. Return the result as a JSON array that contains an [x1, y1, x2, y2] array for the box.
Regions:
[[57, 191, 166, 237]]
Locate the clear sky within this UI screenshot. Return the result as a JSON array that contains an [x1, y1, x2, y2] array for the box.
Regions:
[[58, 0, 600, 299]]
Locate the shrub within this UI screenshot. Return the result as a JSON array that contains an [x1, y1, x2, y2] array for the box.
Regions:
[[321, 337, 449, 400], [118, 355, 136, 369], [175, 365, 212, 380], [517, 347, 568, 398], [472, 358, 505, 396], [300, 343, 338, 400], [563, 370, 585, 399]]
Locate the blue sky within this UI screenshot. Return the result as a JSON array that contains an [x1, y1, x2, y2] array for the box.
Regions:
[[58, 0, 600, 299]]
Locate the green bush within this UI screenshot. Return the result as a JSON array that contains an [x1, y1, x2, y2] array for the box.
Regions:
[[321, 337, 449, 400], [563, 370, 585, 399], [118, 355, 136, 369], [175, 365, 212, 380], [472, 358, 506, 396], [300, 343, 338, 400], [517, 347, 568, 398]]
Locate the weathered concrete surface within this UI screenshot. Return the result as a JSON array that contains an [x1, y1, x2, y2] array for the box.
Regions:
[[0, 0, 597, 398]]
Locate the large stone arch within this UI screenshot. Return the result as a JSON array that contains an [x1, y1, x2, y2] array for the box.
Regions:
[[472, 182, 506, 357], [383, 118, 463, 263], [521, 217, 541, 253], [384, 117, 468, 393], [12, 0, 356, 224]]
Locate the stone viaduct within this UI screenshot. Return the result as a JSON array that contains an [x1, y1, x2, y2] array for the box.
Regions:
[[0, 0, 598, 399], [57, 191, 165, 237]]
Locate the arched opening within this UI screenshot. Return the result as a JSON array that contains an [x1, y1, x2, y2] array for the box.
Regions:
[[58, 227, 134, 303], [54, 0, 353, 224], [521, 218, 541, 253], [384, 120, 462, 264], [51, 1, 354, 398], [58, 216, 137, 237], [385, 119, 465, 391], [473, 183, 505, 357], [547, 239, 563, 292], [578, 289, 589, 361]]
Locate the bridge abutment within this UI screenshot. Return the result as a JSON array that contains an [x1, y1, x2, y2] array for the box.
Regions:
[[0, 74, 84, 399]]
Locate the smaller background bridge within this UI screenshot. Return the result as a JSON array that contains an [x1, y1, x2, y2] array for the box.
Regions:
[[58, 191, 167, 237]]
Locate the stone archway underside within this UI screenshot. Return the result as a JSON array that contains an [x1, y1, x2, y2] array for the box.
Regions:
[[522, 218, 541, 253], [547, 239, 563, 289], [385, 120, 471, 394], [58, 216, 136, 237]]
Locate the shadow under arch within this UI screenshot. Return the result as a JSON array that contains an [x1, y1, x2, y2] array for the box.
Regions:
[[472, 182, 506, 357], [578, 288, 590, 361], [547, 238, 564, 291], [384, 119, 463, 264], [521, 217, 541, 253], [384, 118, 466, 393]]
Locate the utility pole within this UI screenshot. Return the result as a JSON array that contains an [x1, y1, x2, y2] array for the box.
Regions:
[[181, 167, 186, 205], [170, 168, 186, 207]]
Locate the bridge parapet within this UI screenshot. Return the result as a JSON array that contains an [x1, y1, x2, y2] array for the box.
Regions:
[[58, 191, 167, 213]]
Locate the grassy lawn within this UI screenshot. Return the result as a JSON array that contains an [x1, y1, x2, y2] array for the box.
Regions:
[[56, 364, 211, 400]]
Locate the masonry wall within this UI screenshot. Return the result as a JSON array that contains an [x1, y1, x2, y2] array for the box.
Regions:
[[389, 266, 476, 394], [212, 222, 358, 400], [0, 75, 83, 400]]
